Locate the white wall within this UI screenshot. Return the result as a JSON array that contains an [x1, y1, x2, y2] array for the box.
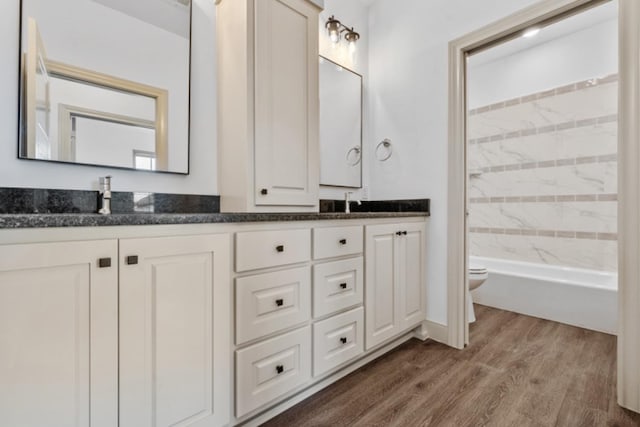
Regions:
[[468, 19, 618, 108], [367, 0, 540, 325], [0, 0, 217, 194], [319, 0, 371, 200]]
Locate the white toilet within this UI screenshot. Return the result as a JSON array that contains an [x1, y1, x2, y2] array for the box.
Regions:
[[468, 262, 488, 323]]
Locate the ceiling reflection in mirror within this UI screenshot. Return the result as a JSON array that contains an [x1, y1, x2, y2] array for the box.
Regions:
[[19, 0, 191, 173]]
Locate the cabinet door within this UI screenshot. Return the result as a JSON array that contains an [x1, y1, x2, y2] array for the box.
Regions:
[[398, 222, 426, 329], [0, 240, 118, 427], [119, 234, 230, 427], [254, 0, 319, 206], [365, 224, 400, 350]]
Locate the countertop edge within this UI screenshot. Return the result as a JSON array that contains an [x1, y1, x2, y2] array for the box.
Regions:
[[0, 212, 430, 230]]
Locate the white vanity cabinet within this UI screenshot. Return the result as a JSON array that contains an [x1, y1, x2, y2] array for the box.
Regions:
[[234, 227, 313, 418], [217, 0, 321, 212], [311, 226, 365, 377], [119, 234, 231, 427], [0, 240, 118, 427], [0, 234, 231, 427], [365, 222, 426, 350]]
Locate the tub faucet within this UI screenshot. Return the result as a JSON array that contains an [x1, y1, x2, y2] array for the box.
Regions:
[[98, 176, 112, 215], [345, 192, 361, 213]]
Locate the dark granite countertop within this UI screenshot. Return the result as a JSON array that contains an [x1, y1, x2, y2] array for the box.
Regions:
[[0, 211, 429, 229]]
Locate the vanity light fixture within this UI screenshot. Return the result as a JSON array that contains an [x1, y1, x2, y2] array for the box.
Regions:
[[325, 15, 360, 49]]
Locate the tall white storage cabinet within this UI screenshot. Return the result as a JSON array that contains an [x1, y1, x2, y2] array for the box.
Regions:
[[0, 240, 118, 427], [365, 222, 426, 350], [217, 0, 321, 212], [119, 234, 231, 427]]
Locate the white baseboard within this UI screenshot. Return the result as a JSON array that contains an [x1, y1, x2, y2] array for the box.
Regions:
[[423, 320, 448, 344]]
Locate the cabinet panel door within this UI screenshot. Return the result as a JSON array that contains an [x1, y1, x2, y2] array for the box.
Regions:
[[119, 234, 230, 427], [0, 240, 118, 427], [254, 0, 319, 206], [398, 223, 426, 329], [365, 224, 400, 350]]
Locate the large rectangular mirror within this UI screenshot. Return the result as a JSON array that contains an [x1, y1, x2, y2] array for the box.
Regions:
[[19, 0, 191, 174], [319, 56, 362, 188]]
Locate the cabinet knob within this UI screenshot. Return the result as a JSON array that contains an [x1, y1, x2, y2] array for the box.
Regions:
[[340, 283, 347, 289], [396, 231, 402, 236], [261, 189, 268, 195], [340, 337, 347, 344], [402, 231, 408, 235], [126, 255, 138, 265], [98, 258, 112, 268], [276, 365, 284, 374], [276, 245, 285, 253], [339, 238, 347, 245], [275, 298, 284, 307]]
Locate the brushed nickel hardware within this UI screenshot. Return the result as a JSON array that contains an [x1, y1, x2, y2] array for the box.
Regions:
[[375, 138, 393, 162], [98, 175, 112, 215], [344, 192, 361, 213]]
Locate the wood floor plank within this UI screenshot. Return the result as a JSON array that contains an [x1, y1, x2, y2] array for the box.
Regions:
[[261, 306, 640, 427]]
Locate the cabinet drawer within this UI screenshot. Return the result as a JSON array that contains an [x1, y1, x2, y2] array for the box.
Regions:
[[313, 226, 363, 260], [313, 307, 364, 377], [236, 229, 311, 272], [313, 257, 363, 318], [236, 327, 311, 417], [236, 266, 311, 345]]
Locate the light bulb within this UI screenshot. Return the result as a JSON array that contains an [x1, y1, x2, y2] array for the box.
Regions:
[[329, 31, 340, 43], [349, 39, 357, 54], [522, 27, 541, 38]]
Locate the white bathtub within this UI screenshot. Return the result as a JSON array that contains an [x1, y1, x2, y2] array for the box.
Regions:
[[470, 256, 617, 334]]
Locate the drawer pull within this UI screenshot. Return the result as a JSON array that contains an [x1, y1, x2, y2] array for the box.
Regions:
[[98, 258, 111, 268], [339, 238, 347, 245], [396, 231, 402, 236], [275, 298, 284, 307], [261, 188, 268, 195], [402, 231, 408, 235], [340, 283, 348, 289], [340, 337, 347, 344], [126, 255, 138, 265], [276, 364, 284, 374], [276, 245, 285, 253]]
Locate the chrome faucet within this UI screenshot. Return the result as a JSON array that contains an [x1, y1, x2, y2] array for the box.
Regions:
[[345, 191, 361, 213], [98, 176, 112, 215]]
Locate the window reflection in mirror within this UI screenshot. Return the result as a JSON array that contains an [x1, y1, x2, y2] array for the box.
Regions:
[[319, 56, 363, 188], [19, 0, 191, 174]]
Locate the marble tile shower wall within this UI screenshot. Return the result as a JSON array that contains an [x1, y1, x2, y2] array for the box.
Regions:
[[468, 74, 618, 271]]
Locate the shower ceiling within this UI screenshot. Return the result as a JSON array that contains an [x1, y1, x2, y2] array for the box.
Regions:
[[470, 1, 617, 66]]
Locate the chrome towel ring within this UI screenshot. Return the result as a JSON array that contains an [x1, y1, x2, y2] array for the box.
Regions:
[[346, 146, 362, 166], [375, 138, 393, 161]]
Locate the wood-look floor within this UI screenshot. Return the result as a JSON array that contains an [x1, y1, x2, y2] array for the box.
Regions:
[[262, 305, 640, 427]]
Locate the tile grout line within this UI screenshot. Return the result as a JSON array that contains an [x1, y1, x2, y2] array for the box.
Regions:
[[469, 227, 617, 241], [468, 73, 619, 116], [469, 193, 617, 204]]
